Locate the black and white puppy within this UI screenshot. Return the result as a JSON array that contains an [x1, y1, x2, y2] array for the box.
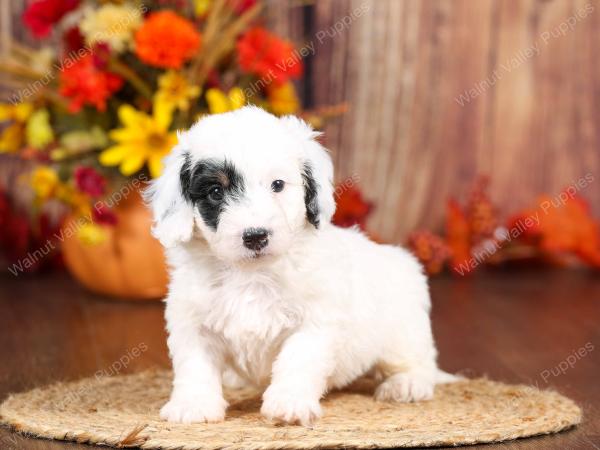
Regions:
[[146, 106, 454, 426]]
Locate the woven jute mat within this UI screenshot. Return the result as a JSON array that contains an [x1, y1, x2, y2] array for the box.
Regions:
[[0, 370, 581, 449]]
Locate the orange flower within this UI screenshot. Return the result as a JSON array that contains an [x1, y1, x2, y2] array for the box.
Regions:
[[59, 53, 123, 113], [446, 199, 473, 274], [134, 11, 201, 69], [444, 178, 500, 274], [407, 231, 451, 275], [466, 176, 497, 244], [508, 193, 600, 268], [237, 27, 303, 84]]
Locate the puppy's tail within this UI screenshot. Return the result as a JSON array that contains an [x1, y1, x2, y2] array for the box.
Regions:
[[435, 369, 464, 384]]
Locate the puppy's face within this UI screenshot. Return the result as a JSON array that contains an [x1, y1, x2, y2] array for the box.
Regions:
[[182, 146, 309, 262], [147, 107, 335, 263]]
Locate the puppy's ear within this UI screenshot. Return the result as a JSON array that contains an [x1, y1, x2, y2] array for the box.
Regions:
[[143, 141, 195, 248], [280, 116, 335, 228]]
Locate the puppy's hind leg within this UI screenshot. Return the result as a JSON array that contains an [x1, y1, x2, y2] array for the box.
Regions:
[[374, 354, 460, 403], [374, 358, 437, 403], [373, 313, 443, 403]]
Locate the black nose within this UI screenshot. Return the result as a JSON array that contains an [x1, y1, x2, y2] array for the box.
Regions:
[[242, 228, 269, 251]]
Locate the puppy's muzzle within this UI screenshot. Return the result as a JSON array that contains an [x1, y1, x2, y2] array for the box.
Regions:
[[242, 228, 269, 251]]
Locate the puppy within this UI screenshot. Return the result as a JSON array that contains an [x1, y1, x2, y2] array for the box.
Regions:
[[146, 106, 454, 426]]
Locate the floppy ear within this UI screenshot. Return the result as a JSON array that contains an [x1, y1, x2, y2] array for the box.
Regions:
[[143, 142, 195, 248], [280, 116, 335, 228]]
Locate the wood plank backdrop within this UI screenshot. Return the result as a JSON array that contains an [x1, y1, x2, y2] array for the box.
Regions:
[[2, 0, 600, 243]]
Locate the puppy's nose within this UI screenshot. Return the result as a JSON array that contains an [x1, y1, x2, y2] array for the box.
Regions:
[[242, 228, 269, 251]]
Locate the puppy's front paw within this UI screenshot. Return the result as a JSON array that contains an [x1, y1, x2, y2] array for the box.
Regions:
[[375, 373, 434, 403], [160, 393, 227, 424], [261, 386, 322, 426]]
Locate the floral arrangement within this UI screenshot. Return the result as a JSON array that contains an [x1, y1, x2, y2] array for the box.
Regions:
[[1, 0, 342, 253], [407, 176, 600, 275]]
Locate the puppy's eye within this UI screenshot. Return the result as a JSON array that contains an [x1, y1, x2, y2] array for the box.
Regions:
[[207, 185, 224, 202], [271, 179, 285, 193]]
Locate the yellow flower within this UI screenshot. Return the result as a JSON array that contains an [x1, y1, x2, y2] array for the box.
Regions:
[[30, 167, 59, 200], [194, 0, 211, 17], [0, 102, 33, 122], [26, 108, 54, 150], [0, 102, 34, 153], [267, 82, 300, 116], [99, 101, 177, 178], [0, 124, 25, 153], [206, 87, 245, 114], [154, 71, 200, 112], [80, 4, 142, 53], [78, 223, 107, 245]]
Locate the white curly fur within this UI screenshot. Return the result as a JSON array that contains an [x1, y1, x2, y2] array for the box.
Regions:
[[145, 107, 454, 426]]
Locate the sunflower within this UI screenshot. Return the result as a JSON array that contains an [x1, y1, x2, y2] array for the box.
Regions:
[[154, 71, 200, 112], [99, 102, 176, 178]]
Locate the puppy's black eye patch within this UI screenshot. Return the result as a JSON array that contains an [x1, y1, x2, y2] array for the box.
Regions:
[[302, 162, 320, 228], [180, 156, 245, 230]]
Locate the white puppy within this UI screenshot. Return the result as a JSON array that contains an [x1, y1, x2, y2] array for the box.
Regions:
[[146, 106, 453, 426]]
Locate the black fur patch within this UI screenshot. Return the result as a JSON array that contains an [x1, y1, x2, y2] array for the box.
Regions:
[[302, 162, 320, 228], [179, 153, 193, 201], [180, 157, 245, 230]]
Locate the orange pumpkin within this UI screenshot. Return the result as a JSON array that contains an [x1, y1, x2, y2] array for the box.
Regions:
[[61, 190, 169, 300]]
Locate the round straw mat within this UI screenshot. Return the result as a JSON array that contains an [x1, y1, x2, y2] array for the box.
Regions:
[[0, 370, 581, 449]]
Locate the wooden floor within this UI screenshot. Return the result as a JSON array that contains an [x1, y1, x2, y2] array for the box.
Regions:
[[0, 268, 598, 449]]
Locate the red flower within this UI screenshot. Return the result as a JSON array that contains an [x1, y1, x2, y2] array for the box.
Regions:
[[23, 0, 80, 38], [63, 26, 85, 55], [0, 191, 9, 229], [92, 203, 118, 226], [237, 27, 303, 85], [0, 190, 63, 274], [332, 185, 373, 230], [74, 166, 106, 197], [59, 53, 123, 113]]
